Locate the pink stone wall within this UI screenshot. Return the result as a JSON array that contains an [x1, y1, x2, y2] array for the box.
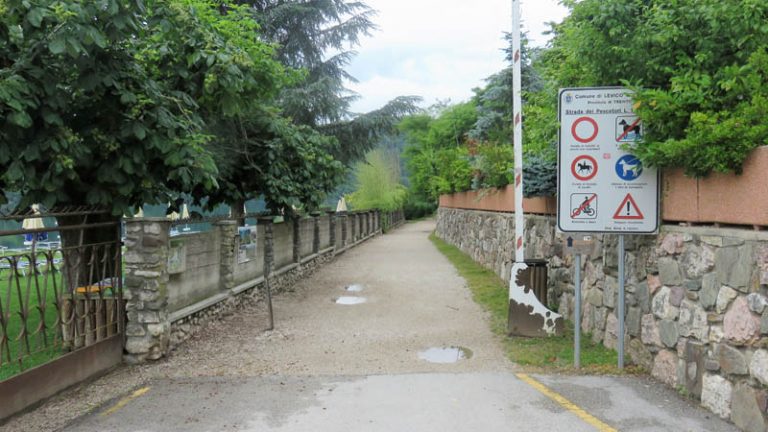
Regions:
[[438, 185, 555, 215], [662, 146, 768, 226]]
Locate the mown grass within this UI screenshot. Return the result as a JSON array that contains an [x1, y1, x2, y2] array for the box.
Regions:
[[0, 262, 65, 380], [430, 233, 641, 374]]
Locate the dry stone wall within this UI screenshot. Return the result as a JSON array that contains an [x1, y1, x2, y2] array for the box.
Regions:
[[437, 207, 768, 431]]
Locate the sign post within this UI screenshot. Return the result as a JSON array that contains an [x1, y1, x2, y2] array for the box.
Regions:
[[557, 87, 659, 369], [563, 233, 596, 368]]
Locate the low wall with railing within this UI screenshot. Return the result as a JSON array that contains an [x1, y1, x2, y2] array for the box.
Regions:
[[122, 209, 404, 363]]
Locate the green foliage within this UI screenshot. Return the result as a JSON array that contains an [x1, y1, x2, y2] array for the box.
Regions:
[[470, 32, 543, 146], [425, 103, 478, 149], [320, 96, 421, 165], [403, 194, 436, 220], [542, 0, 768, 176], [235, 0, 420, 165], [239, 0, 377, 125], [523, 154, 557, 197], [0, 0, 221, 213], [0, 0, 353, 215], [399, 103, 477, 202], [474, 144, 514, 189], [405, 144, 473, 202], [631, 47, 768, 175], [348, 149, 406, 212], [208, 110, 345, 214]]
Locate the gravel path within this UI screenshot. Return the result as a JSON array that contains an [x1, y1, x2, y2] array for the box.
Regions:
[[3, 220, 512, 432]]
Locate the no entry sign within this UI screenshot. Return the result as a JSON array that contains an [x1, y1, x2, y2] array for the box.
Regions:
[[557, 87, 659, 234]]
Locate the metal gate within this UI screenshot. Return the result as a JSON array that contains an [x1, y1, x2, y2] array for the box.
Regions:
[[0, 206, 124, 420]]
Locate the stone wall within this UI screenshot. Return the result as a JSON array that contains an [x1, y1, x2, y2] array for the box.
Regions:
[[124, 211, 383, 364], [436, 207, 768, 432]]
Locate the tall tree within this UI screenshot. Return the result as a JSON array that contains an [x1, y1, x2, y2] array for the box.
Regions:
[[0, 0, 220, 213], [228, 0, 420, 164]]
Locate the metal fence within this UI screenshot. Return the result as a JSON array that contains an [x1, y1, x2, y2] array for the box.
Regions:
[[0, 207, 123, 378]]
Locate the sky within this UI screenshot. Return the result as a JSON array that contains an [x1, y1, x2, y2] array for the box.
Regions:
[[346, 0, 570, 113]]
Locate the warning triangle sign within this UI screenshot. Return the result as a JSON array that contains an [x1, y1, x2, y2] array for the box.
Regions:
[[613, 193, 644, 220]]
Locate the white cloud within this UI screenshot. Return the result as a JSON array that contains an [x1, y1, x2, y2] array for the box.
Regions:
[[346, 0, 569, 113]]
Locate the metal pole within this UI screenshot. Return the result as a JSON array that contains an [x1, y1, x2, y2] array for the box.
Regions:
[[574, 253, 581, 369], [511, 0, 525, 264], [617, 235, 625, 369]]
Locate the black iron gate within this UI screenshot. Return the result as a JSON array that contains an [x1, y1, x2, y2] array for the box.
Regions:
[[0, 206, 124, 420]]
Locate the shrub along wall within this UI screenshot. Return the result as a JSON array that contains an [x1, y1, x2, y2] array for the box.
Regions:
[[436, 207, 768, 432]]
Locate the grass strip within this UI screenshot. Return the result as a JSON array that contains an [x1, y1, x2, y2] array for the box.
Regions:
[[430, 232, 639, 374]]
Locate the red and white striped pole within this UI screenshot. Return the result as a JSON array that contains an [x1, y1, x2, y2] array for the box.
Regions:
[[512, 0, 524, 263], [507, 1, 563, 337]]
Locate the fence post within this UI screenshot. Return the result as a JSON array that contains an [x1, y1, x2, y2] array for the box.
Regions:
[[258, 216, 275, 330], [341, 212, 347, 248], [328, 211, 336, 249], [216, 220, 238, 291], [292, 216, 301, 264], [123, 218, 172, 363], [313, 215, 320, 254]]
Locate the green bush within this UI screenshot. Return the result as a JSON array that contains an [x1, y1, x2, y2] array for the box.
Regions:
[[403, 194, 436, 219], [540, 0, 768, 176], [348, 149, 406, 211], [474, 144, 514, 189]]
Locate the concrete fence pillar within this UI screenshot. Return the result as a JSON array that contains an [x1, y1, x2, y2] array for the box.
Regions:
[[340, 213, 347, 247], [292, 216, 301, 264], [328, 211, 336, 248], [345, 213, 355, 245], [258, 217, 275, 278], [123, 218, 172, 363], [313, 216, 320, 254], [216, 220, 238, 291]]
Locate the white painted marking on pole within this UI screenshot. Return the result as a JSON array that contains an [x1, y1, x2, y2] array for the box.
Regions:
[[512, 0, 524, 264], [509, 263, 562, 335]]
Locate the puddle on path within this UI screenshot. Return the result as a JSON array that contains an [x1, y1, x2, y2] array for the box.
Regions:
[[345, 284, 364, 292], [418, 346, 473, 364], [334, 296, 367, 305]]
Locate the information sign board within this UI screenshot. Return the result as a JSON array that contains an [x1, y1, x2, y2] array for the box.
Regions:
[[557, 87, 659, 233]]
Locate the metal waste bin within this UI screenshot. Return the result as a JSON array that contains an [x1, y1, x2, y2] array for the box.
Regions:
[[524, 259, 549, 305], [508, 258, 562, 337]]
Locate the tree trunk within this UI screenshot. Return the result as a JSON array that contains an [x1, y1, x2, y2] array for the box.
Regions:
[[56, 212, 121, 292], [231, 198, 246, 226]]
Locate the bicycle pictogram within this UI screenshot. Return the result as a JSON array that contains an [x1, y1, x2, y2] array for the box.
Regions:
[[570, 194, 598, 219]]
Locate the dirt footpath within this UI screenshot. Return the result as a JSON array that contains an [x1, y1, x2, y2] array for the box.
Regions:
[[4, 220, 511, 432]]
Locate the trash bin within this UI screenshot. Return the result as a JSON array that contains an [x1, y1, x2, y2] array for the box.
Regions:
[[508, 258, 562, 337], [524, 259, 549, 305]]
